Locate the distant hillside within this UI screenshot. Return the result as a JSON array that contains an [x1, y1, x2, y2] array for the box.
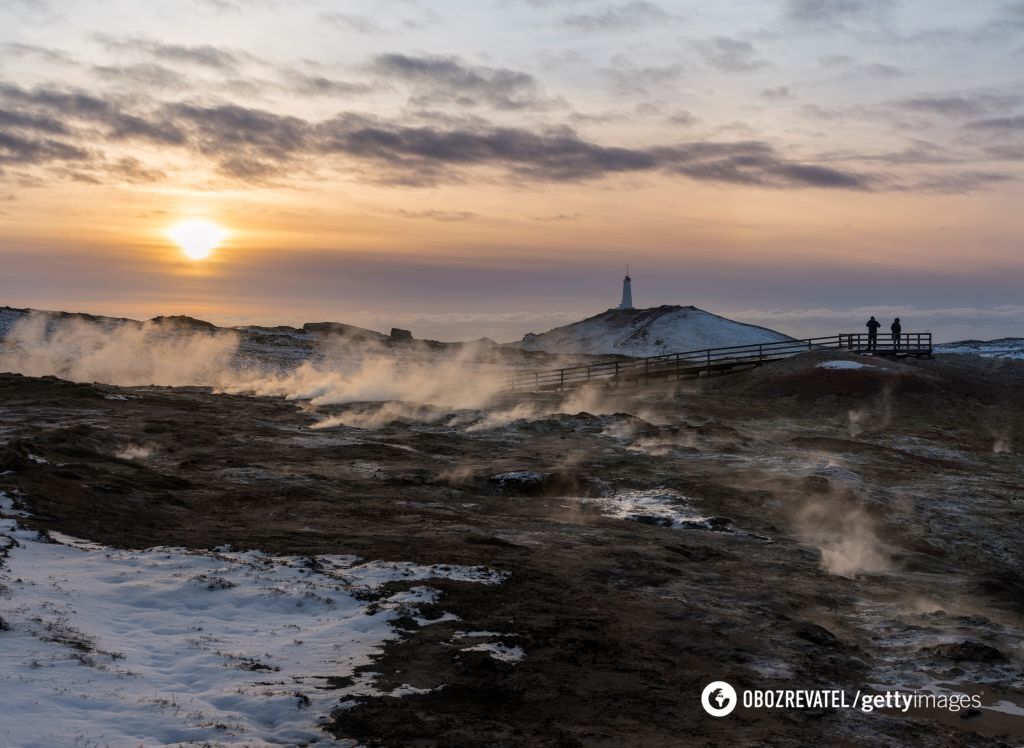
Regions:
[[0, 306, 385, 341], [936, 338, 1024, 360], [516, 305, 794, 357]]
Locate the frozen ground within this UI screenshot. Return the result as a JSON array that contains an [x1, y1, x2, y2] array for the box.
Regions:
[[1, 341, 1023, 745], [0, 493, 508, 747]]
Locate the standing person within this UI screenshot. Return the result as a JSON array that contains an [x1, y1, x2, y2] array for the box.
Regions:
[[891, 317, 902, 351], [866, 316, 880, 350]]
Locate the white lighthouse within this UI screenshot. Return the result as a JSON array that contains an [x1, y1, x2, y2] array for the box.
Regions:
[[618, 269, 634, 310]]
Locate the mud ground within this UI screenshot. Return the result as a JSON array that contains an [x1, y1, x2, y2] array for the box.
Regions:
[[1, 350, 1023, 747]]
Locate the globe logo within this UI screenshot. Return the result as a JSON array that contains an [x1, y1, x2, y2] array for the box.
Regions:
[[701, 681, 738, 717]]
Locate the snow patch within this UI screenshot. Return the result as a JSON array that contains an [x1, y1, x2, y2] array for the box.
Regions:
[[936, 338, 1024, 360], [816, 360, 875, 370], [0, 517, 507, 746], [0, 491, 30, 518], [518, 305, 792, 357], [462, 642, 525, 663], [582, 489, 709, 528], [453, 630, 504, 639]]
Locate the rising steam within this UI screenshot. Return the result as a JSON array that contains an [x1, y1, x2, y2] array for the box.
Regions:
[[847, 382, 894, 436], [0, 314, 238, 387], [795, 501, 893, 578], [0, 312, 512, 413], [0, 313, 677, 434]]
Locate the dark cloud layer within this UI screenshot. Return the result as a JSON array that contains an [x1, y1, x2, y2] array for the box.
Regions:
[[314, 116, 873, 188], [0, 80, 990, 192], [0, 83, 186, 144], [0, 129, 89, 166]]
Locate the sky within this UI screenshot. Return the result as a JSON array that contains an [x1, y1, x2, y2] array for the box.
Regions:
[[0, 0, 1022, 343]]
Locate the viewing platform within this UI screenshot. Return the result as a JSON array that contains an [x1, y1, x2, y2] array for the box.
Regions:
[[508, 332, 932, 392]]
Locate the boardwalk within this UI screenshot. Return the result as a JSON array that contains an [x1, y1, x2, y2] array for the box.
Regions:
[[508, 332, 932, 392]]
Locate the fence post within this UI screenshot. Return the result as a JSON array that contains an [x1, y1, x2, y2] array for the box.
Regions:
[[706, 349, 711, 375]]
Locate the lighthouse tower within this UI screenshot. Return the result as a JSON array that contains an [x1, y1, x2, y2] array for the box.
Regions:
[[618, 268, 634, 310]]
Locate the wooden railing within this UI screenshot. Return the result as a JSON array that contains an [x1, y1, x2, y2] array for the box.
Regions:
[[507, 332, 932, 392]]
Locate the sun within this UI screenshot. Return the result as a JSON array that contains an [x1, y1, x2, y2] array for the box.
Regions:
[[167, 218, 229, 260]]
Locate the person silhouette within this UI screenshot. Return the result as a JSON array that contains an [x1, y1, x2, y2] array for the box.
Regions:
[[866, 316, 880, 351], [891, 317, 902, 351]]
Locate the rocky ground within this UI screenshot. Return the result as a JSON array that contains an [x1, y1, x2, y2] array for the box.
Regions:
[[1, 350, 1023, 746]]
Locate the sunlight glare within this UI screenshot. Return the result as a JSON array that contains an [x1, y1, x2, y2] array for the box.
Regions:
[[167, 219, 229, 260]]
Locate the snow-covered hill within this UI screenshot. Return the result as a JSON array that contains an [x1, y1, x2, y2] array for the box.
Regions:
[[936, 338, 1024, 360], [517, 305, 794, 357]]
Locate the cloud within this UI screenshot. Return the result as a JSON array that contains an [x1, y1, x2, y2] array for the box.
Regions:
[[0, 42, 75, 65], [863, 63, 903, 77], [602, 60, 684, 95], [95, 34, 240, 71], [4, 80, 994, 193], [0, 83, 186, 145], [104, 156, 166, 183], [279, 70, 377, 97], [532, 212, 583, 221], [396, 209, 479, 222], [162, 101, 310, 178], [320, 7, 443, 34], [984, 144, 1024, 160], [968, 115, 1024, 131], [695, 37, 768, 73], [761, 86, 793, 100], [92, 63, 188, 90], [318, 117, 874, 188], [370, 53, 560, 110], [0, 108, 69, 135], [820, 54, 854, 68], [897, 92, 1024, 118], [561, 1, 673, 31], [1005, 1, 1024, 28], [321, 12, 385, 34], [907, 170, 1015, 193], [667, 110, 699, 126], [0, 0, 61, 23], [859, 139, 960, 165], [784, 0, 895, 29], [0, 130, 90, 166], [817, 56, 902, 77], [193, 0, 240, 12]]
